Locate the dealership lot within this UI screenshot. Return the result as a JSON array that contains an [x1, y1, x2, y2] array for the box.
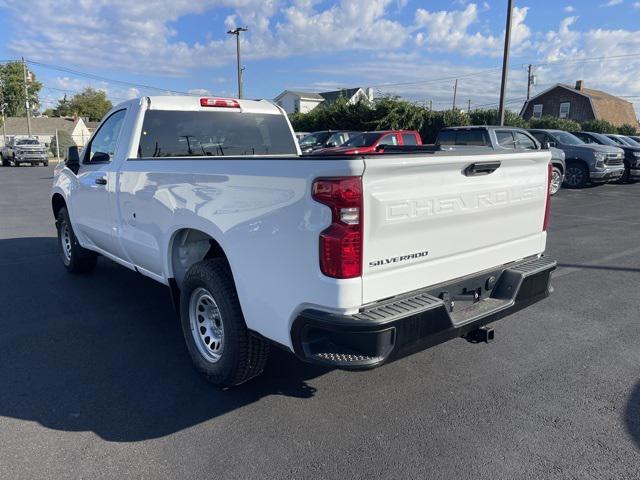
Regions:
[[0, 165, 639, 479]]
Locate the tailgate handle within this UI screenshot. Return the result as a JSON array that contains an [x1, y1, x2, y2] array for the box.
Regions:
[[464, 161, 501, 176]]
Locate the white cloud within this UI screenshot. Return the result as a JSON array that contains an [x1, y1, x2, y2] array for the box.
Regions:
[[634, 1, 640, 7], [413, 4, 530, 57], [564, 5, 575, 12], [602, 0, 623, 6]]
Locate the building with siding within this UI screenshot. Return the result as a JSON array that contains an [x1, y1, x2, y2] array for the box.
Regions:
[[520, 80, 638, 127]]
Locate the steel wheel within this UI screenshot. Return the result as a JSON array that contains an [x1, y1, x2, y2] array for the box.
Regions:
[[550, 168, 562, 195], [564, 165, 586, 188], [189, 287, 224, 363], [60, 221, 72, 262]]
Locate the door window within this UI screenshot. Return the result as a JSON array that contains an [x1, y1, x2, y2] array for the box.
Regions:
[[86, 110, 126, 163], [514, 132, 537, 150], [402, 133, 419, 145], [378, 134, 398, 146], [496, 131, 516, 149]]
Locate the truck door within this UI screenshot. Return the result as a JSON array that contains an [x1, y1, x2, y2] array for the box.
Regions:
[[71, 109, 128, 257]]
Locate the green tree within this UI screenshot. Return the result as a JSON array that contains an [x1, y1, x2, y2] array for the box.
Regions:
[[49, 130, 75, 157], [529, 115, 581, 132], [68, 88, 113, 121], [52, 95, 74, 117], [617, 123, 638, 136], [579, 118, 616, 134], [0, 61, 43, 117], [469, 109, 529, 128]]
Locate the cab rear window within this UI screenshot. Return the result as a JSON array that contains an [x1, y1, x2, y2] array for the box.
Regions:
[[437, 130, 490, 146], [137, 110, 297, 157]]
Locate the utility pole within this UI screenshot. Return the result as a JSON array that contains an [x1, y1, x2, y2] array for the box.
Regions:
[[526, 64, 533, 100], [22, 57, 32, 136], [497, 0, 514, 126], [452, 79, 458, 110], [467, 98, 471, 113], [1, 103, 6, 147], [429, 99, 433, 111], [227, 26, 248, 99]]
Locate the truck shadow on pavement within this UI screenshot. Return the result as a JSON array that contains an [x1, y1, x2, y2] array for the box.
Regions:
[[0, 237, 328, 442], [625, 382, 640, 450]]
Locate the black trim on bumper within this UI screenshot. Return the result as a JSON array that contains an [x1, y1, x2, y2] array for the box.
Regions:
[[291, 256, 556, 369]]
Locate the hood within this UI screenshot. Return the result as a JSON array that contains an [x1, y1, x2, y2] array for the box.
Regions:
[[15, 144, 45, 151], [572, 143, 623, 154]]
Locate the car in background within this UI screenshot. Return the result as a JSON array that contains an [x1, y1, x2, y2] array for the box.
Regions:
[[298, 130, 359, 154], [528, 129, 624, 188], [436, 126, 565, 195], [626, 135, 640, 144], [313, 130, 422, 155], [571, 131, 640, 183], [1, 137, 49, 167]]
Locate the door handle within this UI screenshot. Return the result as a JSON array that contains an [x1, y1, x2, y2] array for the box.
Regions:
[[95, 177, 107, 185], [464, 161, 501, 176]]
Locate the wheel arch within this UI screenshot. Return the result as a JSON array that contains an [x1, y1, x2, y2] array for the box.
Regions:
[[51, 192, 67, 219], [167, 227, 229, 288]]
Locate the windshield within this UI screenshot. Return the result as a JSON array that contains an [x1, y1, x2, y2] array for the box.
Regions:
[[552, 131, 584, 146], [299, 132, 332, 146], [590, 133, 619, 146], [138, 110, 297, 157], [16, 139, 39, 145], [613, 135, 637, 146], [342, 132, 381, 147], [622, 136, 640, 146]]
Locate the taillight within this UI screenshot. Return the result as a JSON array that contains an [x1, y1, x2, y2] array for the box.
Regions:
[[200, 97, 240, 108], [312, 177, 363, 279], [543, 162, 552, 231]]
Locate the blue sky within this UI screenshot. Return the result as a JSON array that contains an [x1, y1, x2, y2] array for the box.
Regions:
[[1, 0, 640, 113]]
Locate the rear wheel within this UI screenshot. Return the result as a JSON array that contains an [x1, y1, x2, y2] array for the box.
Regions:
[[550, 166, 563, 195], [180, 258, 269, 387], [56, 207, 98, 273], [563, 162, 588, 188]]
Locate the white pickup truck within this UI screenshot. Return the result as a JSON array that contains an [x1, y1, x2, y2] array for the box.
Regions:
[[51, 96, 556, 387]]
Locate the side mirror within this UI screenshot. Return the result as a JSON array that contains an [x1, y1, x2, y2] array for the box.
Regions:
[[543, 142, 557, 149], [66, 146, 80, 174], [375, 144, 385, 152], [91, 151, 111, 163], [326, 142, 336, 148]]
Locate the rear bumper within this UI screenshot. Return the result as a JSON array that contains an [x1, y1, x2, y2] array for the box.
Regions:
[[291, 256, 556, 369]]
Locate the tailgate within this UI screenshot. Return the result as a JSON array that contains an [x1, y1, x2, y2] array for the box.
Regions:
[[362, 151, 550, 304]]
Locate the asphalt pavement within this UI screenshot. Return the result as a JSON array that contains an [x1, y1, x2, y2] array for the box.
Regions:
[[1, 164, 639, 479]]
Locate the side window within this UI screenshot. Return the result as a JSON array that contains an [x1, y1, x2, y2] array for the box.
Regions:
[[457, 130, 490, 146], [402, 133, 418, 145], [533, 104, 543, 119], [559, 102, 571, 119], [86, 110, 126, 163], [437, 130, 455, 145], [531, 132, 548, 144], [496, 131, 515, 149], [574, 133, 592, 144], [515, 132, 537, 150], [378, 134, 398, 146]]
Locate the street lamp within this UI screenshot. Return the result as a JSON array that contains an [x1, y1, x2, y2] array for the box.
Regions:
[[227, 26, 248, 99]]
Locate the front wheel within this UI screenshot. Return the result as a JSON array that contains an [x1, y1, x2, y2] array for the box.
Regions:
[[563, 162, 589, 188], [550, 166, 563, 195], [180, 258, 269, 387], [56, 207, 98, 273]]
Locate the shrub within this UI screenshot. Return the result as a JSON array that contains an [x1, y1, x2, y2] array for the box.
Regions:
[[580, 118, 616, 134], [50, 130, 75, 157], [469, 109, 529, 128], [529, 115, 581, 132], [617, 123, 638, 136]]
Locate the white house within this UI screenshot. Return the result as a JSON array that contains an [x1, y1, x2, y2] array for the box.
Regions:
[[0, 116, 91, 147], [274, 87, 374, 114]]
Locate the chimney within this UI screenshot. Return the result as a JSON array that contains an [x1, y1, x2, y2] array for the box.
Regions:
[[575, 80, 584, 91]]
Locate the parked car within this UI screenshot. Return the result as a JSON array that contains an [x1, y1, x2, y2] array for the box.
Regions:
[[298, 130, 359, 154], [528, 129, 624, 188], [436, 126, 565, 195], [51, 95, 555, 387], [571, 131, 640, 183], [314, 130, 422, 155], [1, 137, 49, 167], [626, 135, 640, 144]]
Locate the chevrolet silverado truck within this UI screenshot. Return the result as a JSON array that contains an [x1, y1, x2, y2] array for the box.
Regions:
[[436, 126, 566, 195], [1, 137, 49, 167], [51, 96, 556, 387]]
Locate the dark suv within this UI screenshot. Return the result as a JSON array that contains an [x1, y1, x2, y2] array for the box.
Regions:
[[571, 131, 640, 183], [528, 129, 624, 188], [436, 126, 566, 195]]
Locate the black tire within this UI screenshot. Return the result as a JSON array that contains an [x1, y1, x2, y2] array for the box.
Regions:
[[550, 166, 563, 195], [180, 258, 269, 387], [56, 207, 98, 273], [1, 155, 8, 167], [43, 161, 49, 167], [563, 161, 589, 188]]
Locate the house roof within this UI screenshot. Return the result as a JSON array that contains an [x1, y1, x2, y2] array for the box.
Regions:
[[522, 83, 638, 127], [319, 88, 362, 103], [1, 117, 83, 135], [85, 121, 100, 131], [274, 90, 324, 101]]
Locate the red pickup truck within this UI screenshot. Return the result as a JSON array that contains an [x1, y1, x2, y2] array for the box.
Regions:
[[313, 130, 422, 155]]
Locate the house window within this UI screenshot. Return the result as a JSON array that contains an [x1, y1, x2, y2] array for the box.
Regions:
[[533, 104, 543, 119], [559, 102, 571, 119]]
